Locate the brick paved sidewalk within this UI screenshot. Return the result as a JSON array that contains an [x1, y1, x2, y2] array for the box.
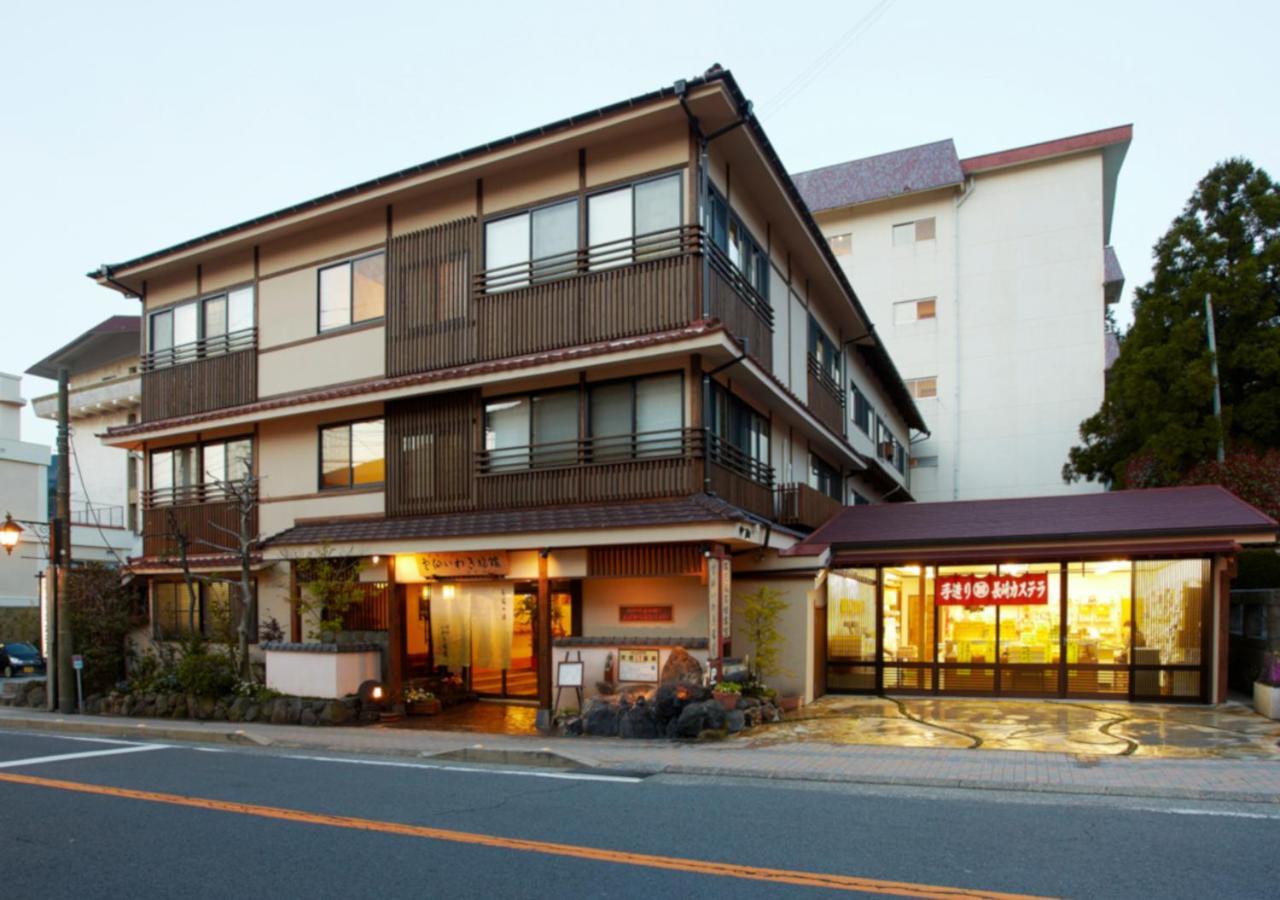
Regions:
[[3, 706, 1277, 804]]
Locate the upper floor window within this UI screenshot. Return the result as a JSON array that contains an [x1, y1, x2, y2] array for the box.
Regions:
[[148, 436, 253, 503], [589, 373, 683, 460], [484, 390, 579, 471], [320, 419, 385, 489], [910, 455, 939, 469], [589, 173, 682, 269], [892, 217, 936, 246], [850, 383, 873, 434], [708, 384, 771, 485], [905, 376, 937, 399], [808, 316, 841, 384], [705, 187, 769, 301], [147, 286, 255, 370], [486, 199, 578, 289], [827, 233, 852, 257], [852, 490, 871, 506], [810, 453, 842, 501], [893, 297, 937, 324], [319, 252, 386, 332]]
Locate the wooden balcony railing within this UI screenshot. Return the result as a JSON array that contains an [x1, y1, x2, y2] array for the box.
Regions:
[[141, 331, 257, 422], [141, 490, 256, 561], [775, 482, 844, 531], [807, 354, 845, 436], [705, 237, 774, 371]]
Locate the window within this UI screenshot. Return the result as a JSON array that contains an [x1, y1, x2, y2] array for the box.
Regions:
[[810, 453, 842, 501], [320, 419, 385, 489], [808, 316, 841, 384], [589, 373, 683, 460], [483, 390, 578, 471], [910, 455, 939, 469], [319, 253, 386, 331], [146, 286, 255, 369], [705, 187, 769, 300], [485, 199, 579, 288], [148, 446, 198, 501], [708, 384, 770, 484], [202, 438, 254, 494], [850, 384, 873, 434], [589, 173, 682, 268], [906, 376, 938, 399], [153, 582, 200, 640], [827, 233, 852, 257], [893, 297, 937, 324], [892, 217, 936, 246]]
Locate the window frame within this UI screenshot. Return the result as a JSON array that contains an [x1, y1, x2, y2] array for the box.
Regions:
[[316, 250, 387, 334], [147, 435, 253, 504], [705, 184, 769, 301], [708, 382, 772, 485], [145, 283, 256, 369], [808, 315, 842, 384], [482, 387, 580, 472], [586, 369, 686, 461], [318, 416, 386, 491], [850, 383, 873, 435], [905, 376, 938, 400], [809, 451, 843, 502], [152, 579, 258, 642], [587, 170, 684, 266]]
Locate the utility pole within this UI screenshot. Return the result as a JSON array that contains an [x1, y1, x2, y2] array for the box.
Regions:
[[55, 367, 74, 714], [1205, 294, 1226, 464]]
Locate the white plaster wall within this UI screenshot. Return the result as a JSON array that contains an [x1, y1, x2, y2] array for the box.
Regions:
[[581, 576, 707, 638], [729, 576, 813, 703], [265, 649, 379, 698], [817, 153, 1108, 502]]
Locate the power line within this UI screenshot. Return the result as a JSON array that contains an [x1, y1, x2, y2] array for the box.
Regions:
[[67, 423, 131, 569], [761, 0, 897, 116]]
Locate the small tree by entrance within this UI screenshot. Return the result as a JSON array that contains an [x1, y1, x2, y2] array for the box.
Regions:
[[740, 586, 788, 683], [294, 545, 364, 642]]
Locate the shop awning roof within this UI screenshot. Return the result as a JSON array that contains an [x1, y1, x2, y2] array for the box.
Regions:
[[265, 494, 761, 547], [794, 485, 1277, 556]]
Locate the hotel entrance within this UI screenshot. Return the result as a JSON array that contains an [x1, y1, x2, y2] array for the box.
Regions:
[[402, 580, 579, 700], [826, 559, 1213, 702]]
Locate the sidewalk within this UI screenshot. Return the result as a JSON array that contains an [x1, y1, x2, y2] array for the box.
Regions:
[[2, 705, 1278, 805]]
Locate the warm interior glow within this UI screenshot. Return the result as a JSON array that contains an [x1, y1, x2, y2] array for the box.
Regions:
[[371, 554, 380, 565], [0, 514, 23, 554], [442, 584, 456, 600], [371, 685, 384, 701]]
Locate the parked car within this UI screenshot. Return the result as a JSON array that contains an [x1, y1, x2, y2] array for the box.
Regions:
[[1, 642, 46, 678]]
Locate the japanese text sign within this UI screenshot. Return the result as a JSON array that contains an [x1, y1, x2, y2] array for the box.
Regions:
[[935, 573, 1049, 606]]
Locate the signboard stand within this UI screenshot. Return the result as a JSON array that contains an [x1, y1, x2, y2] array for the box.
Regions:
[[71, 654, 83, 713], [555, 651, 584, 713]]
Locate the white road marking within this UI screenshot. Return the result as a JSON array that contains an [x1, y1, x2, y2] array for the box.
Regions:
[[281, 752, 642, 784], [0, 744, 168, 769], [1148, 807, 1280, 820], [2, 731, 159, 747]]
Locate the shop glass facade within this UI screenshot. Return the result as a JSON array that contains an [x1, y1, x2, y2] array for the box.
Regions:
[[827, 558, 1213, 701]]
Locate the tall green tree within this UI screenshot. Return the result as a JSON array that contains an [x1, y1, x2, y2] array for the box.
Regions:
[[1065, 158, 1280, 486]]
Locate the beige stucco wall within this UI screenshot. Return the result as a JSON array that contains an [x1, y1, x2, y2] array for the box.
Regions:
[[585, 129, 687, 189], [392, 181, 476, 236], [730, 576, 814, 703], [581, 576, 707, 638], [258, 325, 385, 397], [258, 208, 385, 278], [483, 152, 578, 216], [201, 249, 255, 293]]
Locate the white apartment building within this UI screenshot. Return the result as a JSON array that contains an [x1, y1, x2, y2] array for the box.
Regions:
[[0, 373, 50, 630], [27, 316, 142, 565], [793, 126, 1130, 501]]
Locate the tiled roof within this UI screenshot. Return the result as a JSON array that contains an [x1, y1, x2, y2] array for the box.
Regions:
[[265, 494, 754, 547], [1104, 246, 1124, 286], [27, 315, 141, 379], [801, 485, 1277, 552], [1104, 331, 1121, 370], [104, 321, 723, 440], [792, 140, 964, 212]]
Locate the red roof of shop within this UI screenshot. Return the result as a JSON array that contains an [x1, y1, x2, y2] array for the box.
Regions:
[[793, 486, 1277, 556]]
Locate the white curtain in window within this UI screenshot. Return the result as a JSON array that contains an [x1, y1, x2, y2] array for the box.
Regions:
[[173, 304, 198, 358], [588, 188, 631, 268], [636, 374, 681, 456], [485, 214, 530, 288], [150, 451, 173, 492], [319, 265, 351, 331]]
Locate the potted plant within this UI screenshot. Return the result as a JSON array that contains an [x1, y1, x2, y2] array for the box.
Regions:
[[404, 686, 441, 716], [712, 680, 742, 711], [1255, 652, 1280, 720]]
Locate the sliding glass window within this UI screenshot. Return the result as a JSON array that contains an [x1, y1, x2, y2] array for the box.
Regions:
[[320, 419, 385, 489], [485, 200, 579, 288], [588, 173, 681, 269], [588, 373, 683, 460]]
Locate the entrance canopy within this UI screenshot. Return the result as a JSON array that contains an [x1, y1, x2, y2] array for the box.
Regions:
[[793, 486, 1277, 564]]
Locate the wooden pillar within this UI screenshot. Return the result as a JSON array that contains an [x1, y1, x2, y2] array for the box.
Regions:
[[289, 562, 301, 643], [536, 550, 553, 730], [387, 555, 404, 707], [1216, 556, 1232, 703]]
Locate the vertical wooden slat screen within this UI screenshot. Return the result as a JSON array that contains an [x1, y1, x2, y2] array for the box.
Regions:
[[386, 216, 480, 376], [141, 347, 256, 421], [587, 543, 703, 577], [386, 390, 480, 516]]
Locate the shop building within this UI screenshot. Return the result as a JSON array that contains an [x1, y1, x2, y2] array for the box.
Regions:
[[89, 67, 926, 722], [799, 486, 1277, 703]]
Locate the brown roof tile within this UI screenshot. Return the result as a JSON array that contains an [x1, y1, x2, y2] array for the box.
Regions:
[[265, 494, 754, 547], [800, 485, 1277, 553]]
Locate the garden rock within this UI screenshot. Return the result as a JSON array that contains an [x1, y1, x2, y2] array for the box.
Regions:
[[583, 699, 620, 737], [270, 699, 291, 725], [618, 701, 658, 739], [227, 697, 249, 722], [26, 685, 45, 708], [243, 703, 259, 723], [300, 708, 318, 726], [673, 699, 726, 739], [659, 647, 703, 685], [559, 716, 584, 736], [319, 700, 352, 726], [725, 709, 745, 733], [154, 694, 169, 717]]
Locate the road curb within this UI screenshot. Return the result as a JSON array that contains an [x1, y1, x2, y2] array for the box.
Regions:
[[2, 712, 1277, 805]]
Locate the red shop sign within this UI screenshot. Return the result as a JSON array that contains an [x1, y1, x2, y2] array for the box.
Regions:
[[935, 573, 1049, 606]]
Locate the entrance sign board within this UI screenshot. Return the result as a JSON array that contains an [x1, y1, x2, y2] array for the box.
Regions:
[[936, 573, 1049, 606], [619, 605, 673, 623], [413, 551, 509, 580], [557, 660, 584, 687], [720, 559, 732, 639]]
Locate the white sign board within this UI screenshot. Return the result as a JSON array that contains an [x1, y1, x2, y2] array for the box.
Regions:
[[557, 660, 584, 688]]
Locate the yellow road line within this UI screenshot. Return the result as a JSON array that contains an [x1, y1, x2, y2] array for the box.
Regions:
[[0, 771, 1052, 899]]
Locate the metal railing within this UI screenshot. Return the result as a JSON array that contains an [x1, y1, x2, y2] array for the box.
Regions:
[[69, 502, 125, 529], [477, 427, 701, 475], [141, 483, 257, 510], [141, 328, 257, 372]]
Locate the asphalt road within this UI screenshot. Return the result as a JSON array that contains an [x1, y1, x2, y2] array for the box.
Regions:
[[0, 729, 1276, 898]]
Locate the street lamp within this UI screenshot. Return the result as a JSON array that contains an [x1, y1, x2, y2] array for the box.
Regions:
[[0, 513, 24, 555]]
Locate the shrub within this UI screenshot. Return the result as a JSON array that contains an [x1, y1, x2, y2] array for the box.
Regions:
[[176, 647, 237, 698], [127, 650, 180, 695], [714, 681, 743, 694]]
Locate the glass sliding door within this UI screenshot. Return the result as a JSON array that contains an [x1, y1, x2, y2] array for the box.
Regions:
[[997, 563, 1062, 695], [1133, 559, 1209, 700], [881, 565, 934, 691], [827, 568, 877, 690], [1065, 561, 1132, 697]]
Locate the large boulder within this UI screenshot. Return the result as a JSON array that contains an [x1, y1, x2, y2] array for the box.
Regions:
[[653, 682, 710, 729], [583, 698, 620, 737], [673, 699, 727, 739], [318, 700, 352, 726], [659, 647, 703, 686]]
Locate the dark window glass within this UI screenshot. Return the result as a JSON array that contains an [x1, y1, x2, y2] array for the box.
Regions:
[[851, 384, 872, 434], [810, 453, 842, 501]]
